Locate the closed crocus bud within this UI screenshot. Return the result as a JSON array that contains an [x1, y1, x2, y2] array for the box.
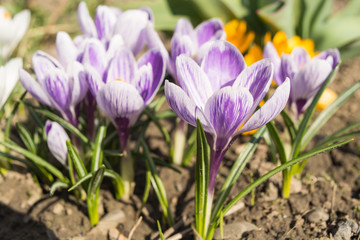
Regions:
[[45, 121, 70, 166], [0, 7, 30, 60], [0, 58, 22, 109]]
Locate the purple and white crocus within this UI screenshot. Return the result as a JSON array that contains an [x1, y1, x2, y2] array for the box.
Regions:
[[45, 120, 70, 166], [264, 42, 340, 116], [77, 1, 152, 55], [165, 40, 290, 195], [19, 32, 88, 126]]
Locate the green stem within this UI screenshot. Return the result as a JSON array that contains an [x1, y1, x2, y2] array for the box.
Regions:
[[172, 119, 187, 165], [282, 169, 292, 199], [87, 189, 100, 226], [121, 144, 134, 200]]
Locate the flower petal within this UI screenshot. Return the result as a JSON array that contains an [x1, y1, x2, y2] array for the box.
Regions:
[[171, 34, 196, 68], [77, 1, 97, 38], [82, 39, 107, 78], [0, 58, 22, 108], [114, 9, 149, 55], [106, 34, 125, 61], [19, 69, 52, 106], [195, 18, 224, 47], [45, 120, 70, 166], [239, 78, 290, 134], [176, 55, 213, 108], [96, 81, 145, 126], [315, 49, 341, 69], [84, 64, 105, 97], [137, 49, 165, 104], [32, 51, 63, 86], [201, 40, 246, 91], [95, 5, 118, 41], [232, 59, 273, 113], [44, 68, 71, 110], [290, 47, 310, 68], [204, 86, 253, 150], [263, 42, 282, 85], [56, 31, 78, 68], [106, 48, 137, 84], [174, 18, 194, 36], [67, 61, 88, 106]]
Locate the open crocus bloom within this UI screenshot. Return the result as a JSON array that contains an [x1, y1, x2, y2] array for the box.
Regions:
[[0, 7, 30, 60], [19, 32, 88, 126], [85, 48, 165, 151], [45, 120, 70, 166], [77, 1, 152, 55], [264, 42, 340, 116], [165, 40, 290, 192], [166, 18, 225, 78], [0, 58, 22, 109]]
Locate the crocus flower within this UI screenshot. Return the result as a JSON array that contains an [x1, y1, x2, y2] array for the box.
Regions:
[[19, 32, 88, 126], [0, 58, 22, 109], [165, 40, 290, 193], [166, 18, 225, 78], [77, 1, 152, 55], [85, 47, 165, 151], [0, 7, 30, 60], [264, 42, 340, 116], [45, 120, 70, 166]]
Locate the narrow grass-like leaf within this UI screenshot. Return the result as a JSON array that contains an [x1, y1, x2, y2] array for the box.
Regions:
[[140, 169, 151, 212], [301, 81, 360, 149], [290, 63, 340, 160], [91, 126, 106, 171], [66, 141, 87, 178], [266, 122, 287, 164], [157, 220, 165, 240], [103, 149, 123, 157], [281, 110, 297, 144], [210, 126, 265, 225], [16, 123, 37, 154], [36, 109, 91, 147], [88, 166, 105, 196], [317, 121, 360, 148], [68, 172, 93, 192], [222, 138, 353, 216], [313, 130, 360, 152], [263, 129, 278, 164], [141, 140, 174, 226], [155, 110, 177, 119], [1, 140, 67, 182], [87, 166, 105, 226], [50, 181, 68, 196], [104, 169, 124, 199], [5, 91, 26, 138], [183, 129, 197, 167]]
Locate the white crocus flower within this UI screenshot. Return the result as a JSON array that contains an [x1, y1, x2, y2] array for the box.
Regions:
[[0, 7, 30, 60], [0, 58, 22, 109]]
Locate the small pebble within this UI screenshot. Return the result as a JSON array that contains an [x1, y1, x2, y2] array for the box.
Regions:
[[52, 202, 65, 215], [213, 221, 258, 239], [304, 209, 329, 223], [334, 219, 359, 240]]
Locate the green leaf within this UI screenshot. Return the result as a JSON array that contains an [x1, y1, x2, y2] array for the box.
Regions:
[[104, 169, 125, 199], [103, 149, 123, 157], [36, 109, 91, 147], [222, 138, 353, 218], [266, 121, 287, 164], [141, 140, 174, 226], [157, 220, 165, 240], [66, 140, 87, 178], [290, 63, 340, 160], [50, 181, 68, 196], [209, 126, 265, 231], [140, 169, 151, 213], [301, 80, 360, 150], [87, 166, 105, 196], [313, 130, 360, 152], [1, 140, 67, 182], [91, 126, 106, 172], [87, 166, 105, 226], [68, 172, 93, 192], [16, 123, 37, 154], [281, 110, 297, 144], [5, 91, 26, 138], [195, 119, 210, 238]]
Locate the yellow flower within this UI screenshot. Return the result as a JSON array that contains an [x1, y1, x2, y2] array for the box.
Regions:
[[225, 19, 262, 66], [240, 100, 265, 135]]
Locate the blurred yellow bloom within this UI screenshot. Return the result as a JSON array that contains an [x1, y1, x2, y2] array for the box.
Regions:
[[316, 88, 337, 111], [240, 100, 265, 135], [225, 19, 262, 66]]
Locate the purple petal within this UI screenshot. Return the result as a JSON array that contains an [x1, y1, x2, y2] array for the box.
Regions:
[[239, 78, 290, 134], [114, 9, 149, 55], [19, 69, 52, 106], [290, 47, 310, 68], [96, 80, 145, 126], [195, 18, 224, 47], [315, 49, 341, 69], [45, 120, 70, 166], [44, 68, 71, 110], [204, 86, 253, 150], [77, 1, 97, 38], [291, 59, 332, 104], [171, 34, 195, 65], [95, 5, 118, 41], [201, 40, 246, 91], [136, 49, 165, 104], [68, 61, 88, 106], [82, 39, 107, 78], [32, 51, 62, 86], [164, 80, 197, 126], [106, 34, 125, 61], [263, 42, 282, 85], [174, 18, 194, 36], [176, 55, 213, 108], [84, 64, 105, 97], [140, 7, 154, 23], [232, 59, 273, 114], [56, 31, 77, 68], [106, 48, 138, 84]]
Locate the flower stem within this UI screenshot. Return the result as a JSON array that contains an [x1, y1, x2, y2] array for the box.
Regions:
[[172, 119, 187, 165], [282, 168, 292, 198], [121, 147, 134, 200]]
